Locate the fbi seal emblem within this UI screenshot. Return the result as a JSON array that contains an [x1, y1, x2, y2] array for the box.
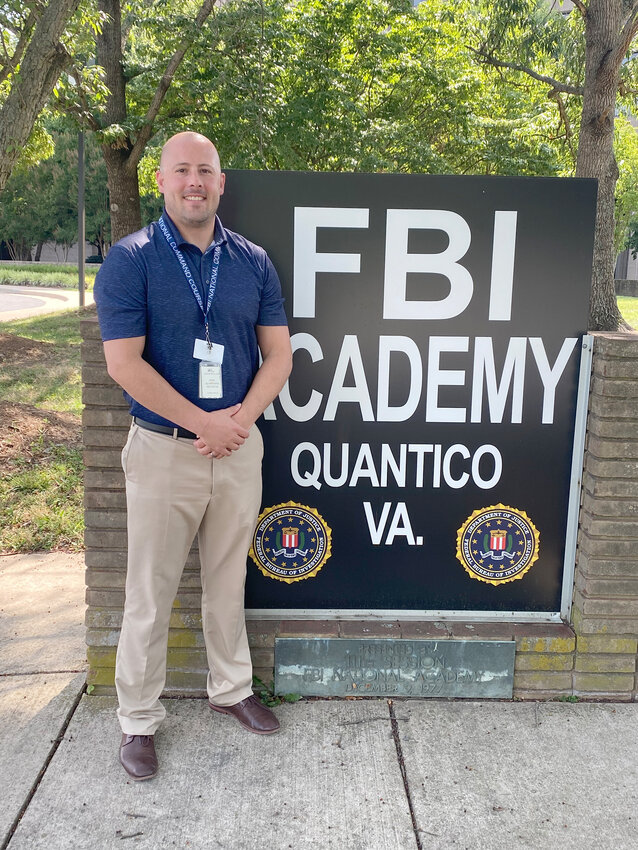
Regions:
[[250, 501, 332, 583], [456, 504, 540, 585]]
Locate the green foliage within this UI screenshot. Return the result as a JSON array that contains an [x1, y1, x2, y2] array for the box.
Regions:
[[167, 0, 568, 178], [0, 263, 97, 289], [14, 122, 56, 171], [0, 126, 109, 259], [0, 0, 106, 182], [252, 675, 302, 706], [462, 0, 584, 169], [138, 144, 163, 196], [615, 116, 638, 254]]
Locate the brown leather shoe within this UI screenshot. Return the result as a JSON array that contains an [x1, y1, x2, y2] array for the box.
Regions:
[[119, 734, 158, 780], [209, 694, 280, 734]]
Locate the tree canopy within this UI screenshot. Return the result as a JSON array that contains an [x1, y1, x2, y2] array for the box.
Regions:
[[467, 0, 638, 329], [2, 0, 638, 331], [164, 0, 572, 177], [0, 0, 96, 190]]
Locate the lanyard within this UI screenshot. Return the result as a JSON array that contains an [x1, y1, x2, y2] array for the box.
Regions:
[[158, 215, 221, 346]]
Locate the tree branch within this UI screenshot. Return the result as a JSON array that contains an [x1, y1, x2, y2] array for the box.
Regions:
[[0, 0, 80, 192], [0, 7, 38, 86], [0, 13, 24, 36], [468, 46, 584, 95], [611, 3, 638, 68], [58, 67, 103, 132], [548, 88, 576, 161], [128, 0, 218, 167], [570, 0, 588, 18]]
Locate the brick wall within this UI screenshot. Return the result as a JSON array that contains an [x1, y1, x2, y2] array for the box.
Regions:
[[82, 319, 638, 700], [571, 333, 638, 700]]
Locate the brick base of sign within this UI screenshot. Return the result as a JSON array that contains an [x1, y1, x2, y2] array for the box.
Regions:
[[86, 617, 638, 702], [82, 318, 638, 701]]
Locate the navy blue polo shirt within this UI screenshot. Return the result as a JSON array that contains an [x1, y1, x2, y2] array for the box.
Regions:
[[94, 212, 287, 427]]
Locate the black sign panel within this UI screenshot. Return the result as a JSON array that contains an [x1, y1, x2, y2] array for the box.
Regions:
[[219, 172, 596, 613]]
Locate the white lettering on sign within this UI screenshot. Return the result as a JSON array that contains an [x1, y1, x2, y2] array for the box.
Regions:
[[383, 209, 473, 320], [471, 336, 527, 424], [324, 335, 375, 421], [293, 207, 369, 318], [290, 441, 502, 491], [425, 336, 469, 423], [277, 333, 577, 425], [364, 502, 418, 546], [377, 336, 423, 422], [292, 207, 518, 321], [489, 211, 518, 321], [276, 332, 324, 422], [529, 337, 579, 424]]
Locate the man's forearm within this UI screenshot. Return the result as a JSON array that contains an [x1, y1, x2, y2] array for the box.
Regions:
[[105, 345, 249, 457], [234, 346, 293, 430], [103, 330, 289, 456], [107, 354, 211, 435]]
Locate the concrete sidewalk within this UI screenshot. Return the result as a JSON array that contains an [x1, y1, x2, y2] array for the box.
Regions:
[[0, 284, 94, 322], [1, 552, 637, 850]]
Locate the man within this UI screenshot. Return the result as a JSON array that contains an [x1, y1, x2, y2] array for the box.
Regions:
[[94, 131, 292, 781]]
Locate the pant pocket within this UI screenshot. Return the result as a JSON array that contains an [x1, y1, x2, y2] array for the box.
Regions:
[[121, 423, 138, 474], [251, 424, 264, 463]]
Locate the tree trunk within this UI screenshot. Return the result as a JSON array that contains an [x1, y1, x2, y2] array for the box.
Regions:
[[0, 0, 81, 193], [93, 0, 217, 243], [576, 0, 625, 331], [97, 0, 142, 242], [102, 145, 143, 244], [34, 241, 44, 262]]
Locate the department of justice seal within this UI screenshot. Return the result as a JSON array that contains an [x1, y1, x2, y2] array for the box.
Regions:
[[455, 504, 540, 586], [249, 501, 332, 584]]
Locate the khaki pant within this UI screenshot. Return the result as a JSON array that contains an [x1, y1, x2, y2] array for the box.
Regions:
[[115, 422, 263, 735]]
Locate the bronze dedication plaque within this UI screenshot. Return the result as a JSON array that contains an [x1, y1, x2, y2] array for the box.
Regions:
[[275, 638, 516, 698]]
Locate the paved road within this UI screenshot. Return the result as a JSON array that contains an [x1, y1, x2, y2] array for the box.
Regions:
[[0, 284, 94, 322]]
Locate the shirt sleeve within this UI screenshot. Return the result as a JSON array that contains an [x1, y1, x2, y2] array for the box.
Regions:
[[93, 245, 148, 341], [256, 253, 288, 327]]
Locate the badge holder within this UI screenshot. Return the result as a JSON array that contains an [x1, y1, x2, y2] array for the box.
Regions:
[[194, 338, 224, 399]]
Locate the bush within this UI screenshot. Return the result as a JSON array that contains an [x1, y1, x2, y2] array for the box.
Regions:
[[0, 262, 96, 289]]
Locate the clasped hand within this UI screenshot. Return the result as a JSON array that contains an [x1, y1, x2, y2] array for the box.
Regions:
[[193, 404, 250, 458]]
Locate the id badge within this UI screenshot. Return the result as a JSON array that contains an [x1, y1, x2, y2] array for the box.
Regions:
[[199, 362, 223, 398], [193, 338, 224, 363]]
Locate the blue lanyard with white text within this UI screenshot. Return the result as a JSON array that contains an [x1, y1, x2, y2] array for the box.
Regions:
[[158, 215, 221, 346]]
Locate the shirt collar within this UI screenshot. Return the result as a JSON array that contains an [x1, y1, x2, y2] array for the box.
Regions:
[[160, 209, 228, 253]]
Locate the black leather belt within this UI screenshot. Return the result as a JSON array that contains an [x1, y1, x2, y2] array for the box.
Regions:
[[133, 416, 197, 440]]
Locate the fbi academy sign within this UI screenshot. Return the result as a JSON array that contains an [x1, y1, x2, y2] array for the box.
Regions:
[[221, 171, 596, 615]]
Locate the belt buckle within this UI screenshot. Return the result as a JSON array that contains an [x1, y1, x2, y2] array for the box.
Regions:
[[172, 427, 179, 439]]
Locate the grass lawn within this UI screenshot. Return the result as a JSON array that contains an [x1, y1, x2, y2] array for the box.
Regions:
[[0, 262, 97, 290], [0, 308, 87, 552], [618, 296, 638, 328], [1, 438, 83, 552], [0, 310, 83, 414]]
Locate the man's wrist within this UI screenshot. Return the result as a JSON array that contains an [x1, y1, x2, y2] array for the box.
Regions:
[[190, 407, 212, 437], [232, 408, 255, 430]]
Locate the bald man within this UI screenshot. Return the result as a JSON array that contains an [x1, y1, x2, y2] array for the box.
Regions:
[[94, 132, 292, 781]]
